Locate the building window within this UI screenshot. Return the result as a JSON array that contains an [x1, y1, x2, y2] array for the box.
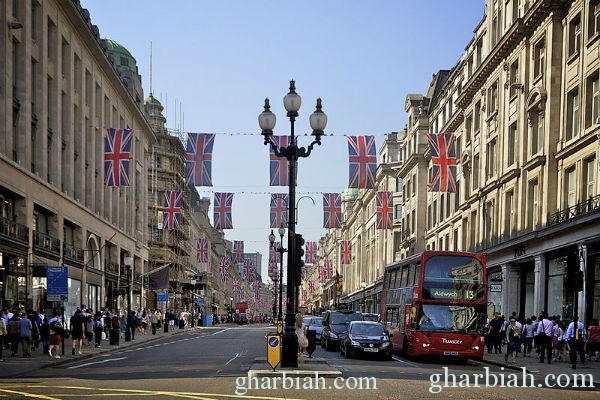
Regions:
[[470, 210, 477, 250], [587, 72, 599, 128], [528, 179, 539, 229], [487, 81, 498, 116], [505, 190, 514, 236], [565, 167, 577, 209], [395, 204, 402, 220], [509, 60, 520, 97], [473, 153, 480, 190], [569, 15, 582, 57], [533, 38, 545, 80], [433, 200, 437, 226], [566, 87, 580, 141], [453, 228, 459, 252], [530, 111, 543, 156], [588, 1, 600, 39], [411, 210, 415, 234], [475, 39, 483, 68], [486, 138, 497, 178], [474, 102, 481, 134], [427, 204, 432, 230], [508, 123, 517, 166], [465, 114, 472, 142], [583, 157, 596, 201]]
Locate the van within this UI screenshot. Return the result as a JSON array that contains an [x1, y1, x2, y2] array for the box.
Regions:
[[321, 309, 362, 351]]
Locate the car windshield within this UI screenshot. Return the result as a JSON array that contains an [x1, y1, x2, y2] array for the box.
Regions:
[[417, 304, 486, 334], [351, 323, 385, 336], [330, 312, 362, 325]]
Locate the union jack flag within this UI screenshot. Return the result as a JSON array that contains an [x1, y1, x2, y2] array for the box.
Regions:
[[305, 242, 319, 264], [427, 132, 457, 192], [309, 281, 315, 294], [233, 241, 244, 263], [162, 191, 182, 230], [269, 242, 280, 264], [347, 135, 377, 189], [376, 191, 394, 229], [243, 258, 254, 279], [269, 136, 294, 186], [323, 193, 342, 228], [196, 238, 209, 263], [184, 133, 215, 187], [268, 261, 278, 279], [214, 193, 233, 229], [104, 128, 133, 187], [323, 260, 333, 280], [232, 279, 240, 294], [219, 256, 229, 282], [318, 266, 325, 283], [270, 194, 289, 228], [302, 289, 307, 304], [340, 240, 352, 264]]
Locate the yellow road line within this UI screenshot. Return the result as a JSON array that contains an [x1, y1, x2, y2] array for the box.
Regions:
[[24, 385, 303, 400], [0, 388, 62, 400]]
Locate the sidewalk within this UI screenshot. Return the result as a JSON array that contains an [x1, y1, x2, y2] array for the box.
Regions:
[[0, 323, 224, 378], [473, 349, 600, 384]]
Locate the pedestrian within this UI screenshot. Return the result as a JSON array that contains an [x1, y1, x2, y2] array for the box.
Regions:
[[93, 311, 104, 347], [39, 318, 50, 355], [488, 313, 502, 354], [111, 314, 121, 345], [295, 313, 308, 366], [536, 311, 553, 364], [521, 318, 534, 357], [141, 310, 148, 334], [150, 310, 158, 335], [85, 309, 94, 347], [70, 308, 85, 355], [505, 317, 520, 364], [0, 315, 6, 361], [7, 314, 20, 357], [565, 315, 586, 369], [555, 321, 566, 362], [586, 319, 600, 361], [48, 310, 63, 359], [27, 309, 40, 351], [18, 312, 33, 357]]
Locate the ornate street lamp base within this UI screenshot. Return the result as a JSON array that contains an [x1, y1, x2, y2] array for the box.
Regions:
[[280, 311, 298, 367]]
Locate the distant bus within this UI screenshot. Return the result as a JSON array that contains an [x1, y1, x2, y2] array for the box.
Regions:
[[381, 251, 487, 360]]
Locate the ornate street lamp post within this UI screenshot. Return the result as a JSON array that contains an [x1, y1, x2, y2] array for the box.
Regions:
[[269, 226, 286, 324], [259, 81, 327, 367]]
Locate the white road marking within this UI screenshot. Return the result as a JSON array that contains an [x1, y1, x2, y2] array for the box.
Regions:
[[205, 328, 231, 336], [224, 352, 241, 365], [392, 356, 419, 367], [67, 356, 127, 369]]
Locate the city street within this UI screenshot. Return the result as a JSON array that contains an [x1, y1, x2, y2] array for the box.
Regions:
[[0, 324, 598, 399]]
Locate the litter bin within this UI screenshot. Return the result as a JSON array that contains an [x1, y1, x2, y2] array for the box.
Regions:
[[306, 329, 317, 357]]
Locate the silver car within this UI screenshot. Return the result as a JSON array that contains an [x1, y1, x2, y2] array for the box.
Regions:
[[304, 316, 323, 343]]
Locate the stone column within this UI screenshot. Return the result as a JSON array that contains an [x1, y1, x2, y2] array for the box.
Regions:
[[533, 254, 546, 315], [501, 263, 521, 316]]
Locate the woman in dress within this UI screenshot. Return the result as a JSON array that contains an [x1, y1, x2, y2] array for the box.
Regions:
[[295, 313, 308, 365]]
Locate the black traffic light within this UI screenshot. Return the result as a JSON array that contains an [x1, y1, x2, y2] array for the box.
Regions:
[[294, 234, 305, 283], [566, 253, 584, 292]]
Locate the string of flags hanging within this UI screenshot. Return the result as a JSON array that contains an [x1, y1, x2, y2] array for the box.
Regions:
[[102, 127, 458, 295]]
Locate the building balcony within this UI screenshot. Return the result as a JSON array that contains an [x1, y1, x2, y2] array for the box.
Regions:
[[33, 231, 61, 258], [63, 242, 84, 265], [548, 195, 600, 227], [0, 216, 29, 245], [105, 262, 119, 276]]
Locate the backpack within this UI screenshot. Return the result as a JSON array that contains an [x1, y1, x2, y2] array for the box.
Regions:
[[93, 319, 103, 330], [49, 320, 63, 333]]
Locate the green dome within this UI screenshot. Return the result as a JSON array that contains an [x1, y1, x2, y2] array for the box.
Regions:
[[343, 186, 358, 199], [103, 39, 137, 70]]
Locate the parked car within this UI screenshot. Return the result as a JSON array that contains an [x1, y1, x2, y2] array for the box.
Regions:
[[361, 313, 380, 322], [304, 316, 323, 343], [340, 320, 393, 360], [321, 309, 363, 351]]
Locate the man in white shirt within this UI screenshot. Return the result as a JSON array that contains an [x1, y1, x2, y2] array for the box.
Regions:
[[536, 311, 553, 364], [565, 315, 586, 369]]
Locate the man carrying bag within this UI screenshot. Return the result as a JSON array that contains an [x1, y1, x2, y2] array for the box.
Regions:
[[565, 315, 586, 369], [536, 311, 553, 364]]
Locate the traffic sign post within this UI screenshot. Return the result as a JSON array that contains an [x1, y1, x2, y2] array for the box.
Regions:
[[46, 266, 68, 302], [266, 334, 281, 370]]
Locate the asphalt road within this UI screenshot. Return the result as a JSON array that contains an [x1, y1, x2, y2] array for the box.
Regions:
[[0, 324, 597, 400]]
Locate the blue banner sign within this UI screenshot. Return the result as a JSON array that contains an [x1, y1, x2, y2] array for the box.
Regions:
[[156, 292, 168, 302], [46, 266, 68, 301], [195, 298, 205, 306]]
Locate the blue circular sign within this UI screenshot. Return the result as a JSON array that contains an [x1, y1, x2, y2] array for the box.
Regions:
[[268, 337, 279, 347]]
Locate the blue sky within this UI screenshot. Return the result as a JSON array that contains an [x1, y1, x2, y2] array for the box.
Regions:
[[81, 1, 484, 279]]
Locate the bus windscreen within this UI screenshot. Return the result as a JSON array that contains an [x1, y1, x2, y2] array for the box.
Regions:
[[421, 255, 484, 302], [418, 304, 485, 334]]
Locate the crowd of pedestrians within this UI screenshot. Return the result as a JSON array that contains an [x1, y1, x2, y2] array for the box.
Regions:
[[0, 305, 202, 361], [486, 311, 600, 370]]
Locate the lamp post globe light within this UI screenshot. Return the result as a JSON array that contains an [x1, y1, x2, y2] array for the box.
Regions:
[[260, 81, 327, 368]]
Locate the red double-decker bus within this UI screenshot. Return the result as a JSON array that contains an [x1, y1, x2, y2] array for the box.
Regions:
[[381, 251, 487, 360]]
